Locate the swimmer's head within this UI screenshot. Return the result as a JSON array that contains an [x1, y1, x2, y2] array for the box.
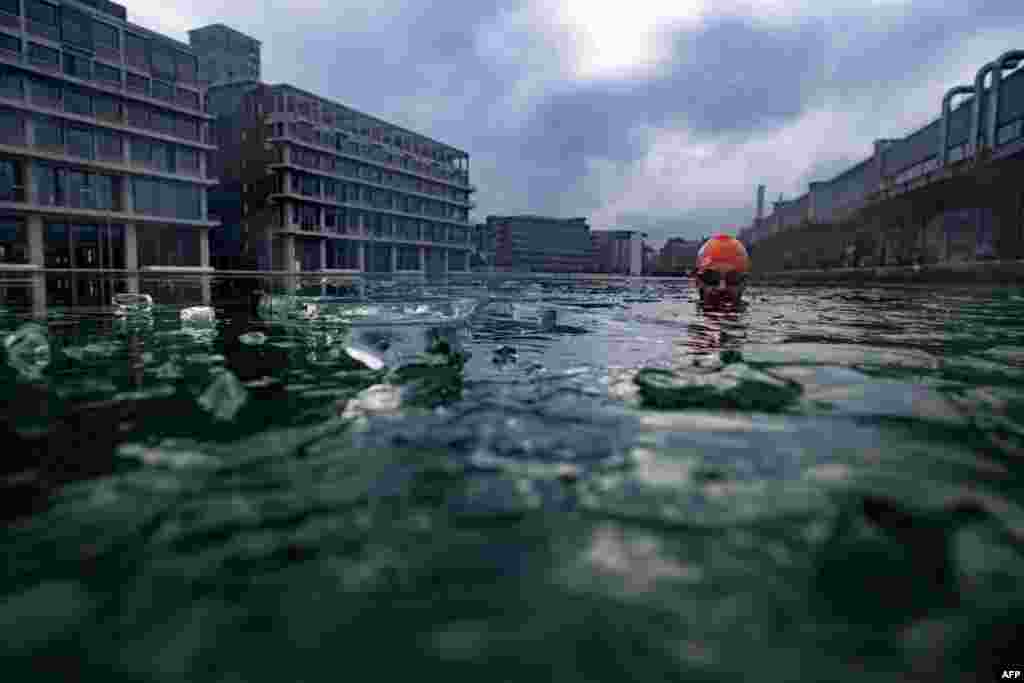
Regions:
[[694, 234, 751, 304]]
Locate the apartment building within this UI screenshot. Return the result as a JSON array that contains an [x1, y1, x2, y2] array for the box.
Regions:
[[489, 215, 593, 273], [0, 0, 216, 305], [197, 55, 476, 275]]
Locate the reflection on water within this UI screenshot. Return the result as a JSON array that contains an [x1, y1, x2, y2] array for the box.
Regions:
[[1, 272, 1023, 681]]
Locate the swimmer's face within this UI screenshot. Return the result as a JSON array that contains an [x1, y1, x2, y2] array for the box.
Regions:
[[695, 268, 746, 303]]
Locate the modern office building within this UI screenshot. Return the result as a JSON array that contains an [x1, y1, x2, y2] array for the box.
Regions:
[[489, 215, 593, 273], [0, 0, 216, 304], [591, 229, 646, 275], [188, 23, 259, 87], [204, 77, 475, 274]]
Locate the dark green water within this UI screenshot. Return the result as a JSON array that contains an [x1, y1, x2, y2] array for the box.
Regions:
[[2, 278, 1023, 682]]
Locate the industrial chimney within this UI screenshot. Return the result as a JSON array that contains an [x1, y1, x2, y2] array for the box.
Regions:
[[756, 185, 766, 220]]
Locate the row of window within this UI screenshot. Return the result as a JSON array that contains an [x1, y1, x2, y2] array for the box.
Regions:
[[0, 67, 204, 138], [284, 203, 470, 242], [0, 154, 204, 220], [44, 222, 125, 269], [0, 109, 203, 175], [0, 0, 198, 82], [288, 171, 469, 221], [288, 145, 470, 202], [267, 91, 463, 166], [269, 121, 470, 186]]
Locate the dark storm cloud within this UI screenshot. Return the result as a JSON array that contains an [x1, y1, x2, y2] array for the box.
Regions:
[[180, 0, 1024, 236]]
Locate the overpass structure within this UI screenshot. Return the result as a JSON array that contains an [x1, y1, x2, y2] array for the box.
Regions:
[[739, 50, 1024, 271]]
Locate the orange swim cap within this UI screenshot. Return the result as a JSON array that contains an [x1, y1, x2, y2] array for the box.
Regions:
[[696, 234, 751, 273]]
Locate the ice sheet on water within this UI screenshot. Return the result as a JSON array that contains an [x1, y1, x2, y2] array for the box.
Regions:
[[62, 340, 123, 363], [257, 294, 481, 326], [4, 323, 50, 379]]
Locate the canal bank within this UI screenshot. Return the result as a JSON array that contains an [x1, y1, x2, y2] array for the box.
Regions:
[[752, 259, 1024, 285]]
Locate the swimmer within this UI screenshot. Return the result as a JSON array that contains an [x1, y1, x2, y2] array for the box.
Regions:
[[694, 234, 751, 305]]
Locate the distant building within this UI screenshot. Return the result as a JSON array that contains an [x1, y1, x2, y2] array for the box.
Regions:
[[656, 238, 702, 273], [642, 243, 657, 275], [489, 215, 593, 273], [188, 24, 261, 87], [591, 229, 647, 275]]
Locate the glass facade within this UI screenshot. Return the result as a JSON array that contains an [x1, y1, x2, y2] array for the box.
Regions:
[[0, 215, 27, 264], [324, 239, 359, 269]]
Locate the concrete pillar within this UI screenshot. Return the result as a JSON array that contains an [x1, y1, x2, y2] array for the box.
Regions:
[[121, 175, 133, 213], [320, 238, 326, 271], [441, 248, 448, 274], [23, 159, 35, 204], [418, 245, 426, 271], [31, 270, 46, 319], [283, 170, 291, 194], [124, 223, 139, 292], [199, 227, 210, 268], [200, 187, 208, 221], [27, 215, 43, 266], [283, 235, 297, 273], [358, 241, 366, 272], [390, 243, 397, 272]]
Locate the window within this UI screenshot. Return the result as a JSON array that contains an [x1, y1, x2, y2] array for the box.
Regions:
[[0, 216, 27, 264], [26, 0, 56, 25], [151, 109, 175, 134], [28, 42, 59, 69], [124, 101, 148, 128], [94, 94, 120, 122], [177, 146, 198, 173], [0, 67, 22, 99], [0, 157, 21, 201], [0, 33, 19, 55], [95, 129, 121, 160], [150, 43, 174, 82], [94, 22, 119, 52], [299, 173, 319, 196], [65, 124, 93, 159], [124, 33, 148, 70], [126, 72, 149, 96], [0, 0, 18, 15], [176, 87, 199, 110], [29, 77, 60, 108], [63, 86, 91, 116], [34, 163, 58, 204], [95, 62, 121, 87], [61, 6, 92, 50], [0, 108, 22, 144], [151, 79, 173, 103], [176, 116, 198, 141], [34, 115, 61, 149], [175, 52, 197, 83]]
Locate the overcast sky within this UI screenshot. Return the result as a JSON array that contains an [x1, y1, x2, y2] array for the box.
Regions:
[[136, 0, 1023, 242]]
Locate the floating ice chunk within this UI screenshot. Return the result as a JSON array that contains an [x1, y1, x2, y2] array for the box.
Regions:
[[4, 323, 50, 379], [197, 369, 248, 421], [344, 345, 385, 370], [113, 293, 153, 314], [238, 331, 267, 346], [301, 302, 320, 319], [180, 306, 216, 326], [339, 383, 403, 419]]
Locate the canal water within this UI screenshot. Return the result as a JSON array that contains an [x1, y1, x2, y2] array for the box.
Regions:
[[1, 275, 1022, 682]]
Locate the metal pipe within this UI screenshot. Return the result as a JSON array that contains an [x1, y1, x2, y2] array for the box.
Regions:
[[972, 61, 998, 152], [939, 85, 974, 167], [987, 50, 1024, 152]]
